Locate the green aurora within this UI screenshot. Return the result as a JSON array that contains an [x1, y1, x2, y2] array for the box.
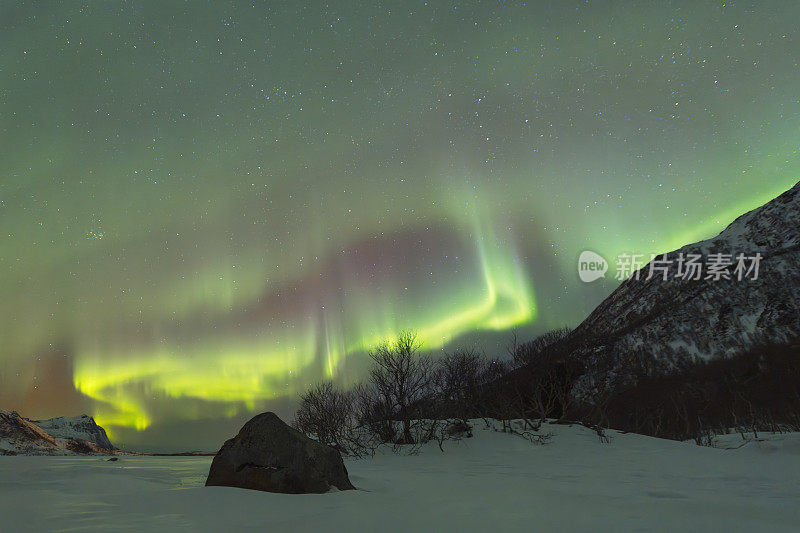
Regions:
[[1, 1, 798, 450]]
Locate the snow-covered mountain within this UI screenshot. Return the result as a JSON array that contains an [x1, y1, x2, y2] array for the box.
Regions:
[[32, 414, 115, 451], [0, 410, 61, 455], [0, 410, 114, 455], [570, 181, 800, 397]]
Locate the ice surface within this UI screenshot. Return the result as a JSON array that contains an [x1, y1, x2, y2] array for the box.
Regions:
[[1, 422, 798, 532]]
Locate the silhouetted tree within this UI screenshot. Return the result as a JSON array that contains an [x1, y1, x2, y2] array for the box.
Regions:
[[433, 347, 486, 424], [293, 382, 358, 454], [512, 326, 572, 368], [368, 331, 433, 444]]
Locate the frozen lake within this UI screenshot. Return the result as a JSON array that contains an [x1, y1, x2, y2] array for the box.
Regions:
[[1, 422, 799, 532]]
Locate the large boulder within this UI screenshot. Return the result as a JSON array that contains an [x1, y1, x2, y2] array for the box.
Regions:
[[205, 412, 356, 494]]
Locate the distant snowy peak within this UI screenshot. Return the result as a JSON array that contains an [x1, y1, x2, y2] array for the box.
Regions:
[[570, 181, 800, 397], [33, 414, 115, 451], [0, 410, 114, 456], [0, 410, 60, 455]]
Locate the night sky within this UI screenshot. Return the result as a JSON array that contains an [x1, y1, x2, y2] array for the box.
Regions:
[[2, 1, 798, 450]]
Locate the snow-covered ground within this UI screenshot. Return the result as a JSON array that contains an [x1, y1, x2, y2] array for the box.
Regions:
[[1, 421, 798, 532]]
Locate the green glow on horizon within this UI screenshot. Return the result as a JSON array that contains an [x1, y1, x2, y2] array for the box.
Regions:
[[72, 223, 537, 434]]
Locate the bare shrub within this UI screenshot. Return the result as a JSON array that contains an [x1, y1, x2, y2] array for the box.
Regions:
[[367, 331, 433, 444], [512, 326, 572, 368], [293, 382, 377, 457], [499, 328, 581, 425], [433, 347, 486, 424], [477, 358, 517, 433], [351, 382, 397, 445]]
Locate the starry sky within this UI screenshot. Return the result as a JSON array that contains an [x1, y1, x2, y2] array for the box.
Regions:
[[1, 1, 798, 451]]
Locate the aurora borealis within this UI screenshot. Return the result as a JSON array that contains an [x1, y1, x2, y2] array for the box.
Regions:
[[2, 1, 798, 450]]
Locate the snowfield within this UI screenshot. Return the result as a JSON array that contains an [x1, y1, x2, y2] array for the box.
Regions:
[[1, 421, 798, 532]]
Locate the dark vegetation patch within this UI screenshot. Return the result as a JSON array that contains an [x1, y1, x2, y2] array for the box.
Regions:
[[292, 328, 800, 453]]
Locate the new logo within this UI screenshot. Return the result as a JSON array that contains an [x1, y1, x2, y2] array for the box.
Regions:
[[578, 250, 608, 282]]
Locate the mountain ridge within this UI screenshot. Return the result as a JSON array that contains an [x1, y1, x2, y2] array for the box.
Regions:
[[0, 409, 115, 455], [568, 181, 800, 398]]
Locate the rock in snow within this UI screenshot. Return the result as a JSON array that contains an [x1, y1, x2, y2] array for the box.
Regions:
[[205, 412, 356, 493], [569, 181, 800, 397]]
